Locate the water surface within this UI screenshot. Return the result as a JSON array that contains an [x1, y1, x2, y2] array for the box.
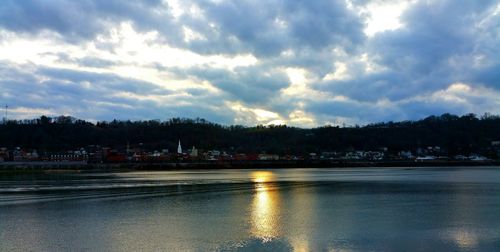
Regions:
[[1, 167, 500, 251]]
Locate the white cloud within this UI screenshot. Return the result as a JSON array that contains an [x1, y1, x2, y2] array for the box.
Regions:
[[362, 1, 413, 36], [0, 0, 500, 126]]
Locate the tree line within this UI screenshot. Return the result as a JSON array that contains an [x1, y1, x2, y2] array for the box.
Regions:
[[1, 113, 500, 157]]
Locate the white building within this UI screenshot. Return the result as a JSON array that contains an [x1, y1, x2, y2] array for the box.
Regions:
[[190, 146, 198, 158], [177, 140, 182, 154]]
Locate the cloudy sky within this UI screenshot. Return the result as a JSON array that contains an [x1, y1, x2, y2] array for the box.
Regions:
[[0, 0, 499, 126]]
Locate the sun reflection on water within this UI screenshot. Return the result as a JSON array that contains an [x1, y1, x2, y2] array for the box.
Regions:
[[250, 171, 281, 240], [447, 228, 478, 249], [251, 171, 275, 183]]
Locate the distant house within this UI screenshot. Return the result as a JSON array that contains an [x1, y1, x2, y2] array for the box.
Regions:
[[234, 153, 248, 161], [469, 154, 489, 161], [399, 151, 413, 159], [13, 147, 25, 162], [190, 146, 198, 158], [105, 150, 126, 163], [204, 150, 221, 160], [0, 147, 9, 161], [454, 155, 468, 160], [258, 154, 279, 161], [320, 152, 337, 160], [415, 156, 436, 162]]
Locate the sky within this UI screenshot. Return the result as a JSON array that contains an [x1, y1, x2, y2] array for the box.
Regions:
[[0, 0, 499, 127]]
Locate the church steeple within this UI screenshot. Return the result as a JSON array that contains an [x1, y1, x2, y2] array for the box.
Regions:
[[177, 139, 182, 154]]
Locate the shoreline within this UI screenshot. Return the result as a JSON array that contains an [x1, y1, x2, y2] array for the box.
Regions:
[[1, 160, 499, 174]]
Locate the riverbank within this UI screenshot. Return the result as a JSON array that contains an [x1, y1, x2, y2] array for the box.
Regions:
[[1, 160, 499, 174]]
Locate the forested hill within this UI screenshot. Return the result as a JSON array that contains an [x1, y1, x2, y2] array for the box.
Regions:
[[1, 113, 500, 156]]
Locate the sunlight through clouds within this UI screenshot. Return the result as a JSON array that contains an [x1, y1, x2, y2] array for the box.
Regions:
[[362, 0, 414, 36], [1, 0, 500, 125]]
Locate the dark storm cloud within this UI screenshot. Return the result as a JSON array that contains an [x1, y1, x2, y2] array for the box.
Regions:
[[184, 0, 365, 56], [316, 72, 409, 102], [305, 98, 402, 123], [0, 62, 155, 108], [0, 0, 365, 56], [0, 0, 179, 42], [37, 67, 169, 95], [472, 64, 500, 89], [371, 0, 494, 75], [313, 0, 500, 104], [40, 52, 118, 68], [397, 100, 466, 121], [173, 65, 290, 105], [0, 62, 231, 122]]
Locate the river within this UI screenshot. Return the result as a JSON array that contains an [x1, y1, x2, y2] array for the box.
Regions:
[[1, 167, 500, 251]]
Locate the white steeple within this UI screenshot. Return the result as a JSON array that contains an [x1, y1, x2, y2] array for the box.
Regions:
[[177, 139, 182, 154]]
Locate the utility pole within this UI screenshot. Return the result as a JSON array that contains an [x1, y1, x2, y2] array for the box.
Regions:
[[3, 104, 7, 122]]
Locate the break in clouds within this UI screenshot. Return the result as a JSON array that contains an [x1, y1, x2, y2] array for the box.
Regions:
[[0, 0, 499, 126]]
